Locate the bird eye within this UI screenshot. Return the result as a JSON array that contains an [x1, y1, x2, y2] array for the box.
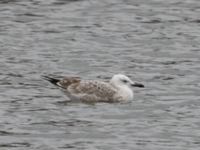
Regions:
[[122, 79, 128, 83]]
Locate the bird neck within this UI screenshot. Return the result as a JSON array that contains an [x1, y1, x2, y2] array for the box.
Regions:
[[111, 83, 134, 101]]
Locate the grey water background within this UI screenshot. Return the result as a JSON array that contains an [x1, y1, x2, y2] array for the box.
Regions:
[[0, 0, 200, 149]]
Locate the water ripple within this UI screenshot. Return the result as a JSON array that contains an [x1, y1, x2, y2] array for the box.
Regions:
[[0, 0, 200, 150]]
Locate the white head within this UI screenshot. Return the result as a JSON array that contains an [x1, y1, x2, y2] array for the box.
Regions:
[[110, 74, 144, 89]]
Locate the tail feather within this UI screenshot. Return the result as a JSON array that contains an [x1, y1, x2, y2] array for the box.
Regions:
[[42, 75, 60, 86]]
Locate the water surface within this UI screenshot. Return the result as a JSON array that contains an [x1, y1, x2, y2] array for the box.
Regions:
[[0, 0, 200, 149]]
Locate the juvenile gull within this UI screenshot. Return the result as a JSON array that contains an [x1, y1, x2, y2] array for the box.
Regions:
[[43, 74, 144, 102]]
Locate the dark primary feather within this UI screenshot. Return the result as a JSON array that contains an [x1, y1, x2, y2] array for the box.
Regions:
[[42, 75, 81, 89]]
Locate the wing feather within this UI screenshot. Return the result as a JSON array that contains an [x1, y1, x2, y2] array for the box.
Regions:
[[45, 76, 117, 102], [57, 76, 81, 89], [67, 81, 116, 102]]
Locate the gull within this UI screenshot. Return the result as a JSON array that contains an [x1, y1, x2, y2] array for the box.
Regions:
[[43, 74, 144, 102]]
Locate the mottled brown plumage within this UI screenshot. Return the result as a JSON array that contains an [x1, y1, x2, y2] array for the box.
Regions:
[[57, 77, 81, 89], [43, 74, 144, 102]]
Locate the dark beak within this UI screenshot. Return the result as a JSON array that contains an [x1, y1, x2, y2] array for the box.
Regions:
[[131, 82, 144, 88]]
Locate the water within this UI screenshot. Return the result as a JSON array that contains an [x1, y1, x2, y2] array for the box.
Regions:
[[0, 0, 200, 149]]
